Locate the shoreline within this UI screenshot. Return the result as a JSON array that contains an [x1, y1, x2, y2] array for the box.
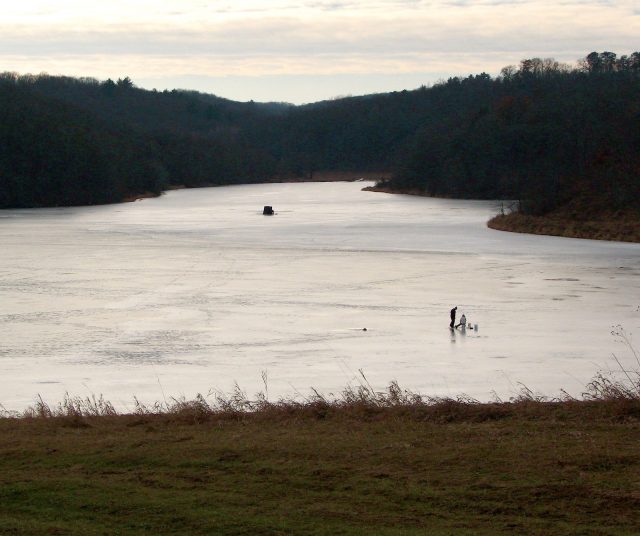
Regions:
[[121, 172, 392, 204], [9, 180, 640, 244], [361, 184, 433, 197], [1, 387, 639, 534], [266, 170, 392, 183], [488, 212, 640, 243], [364, 185, 640, 243]]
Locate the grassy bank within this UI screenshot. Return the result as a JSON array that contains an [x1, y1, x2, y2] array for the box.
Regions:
[[2, 381, 640, 535], [488, 211, 640, 243], [364, 186, 640, 243]]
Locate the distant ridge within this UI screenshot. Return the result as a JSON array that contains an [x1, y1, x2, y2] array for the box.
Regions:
[[2, 50, 639, 241]]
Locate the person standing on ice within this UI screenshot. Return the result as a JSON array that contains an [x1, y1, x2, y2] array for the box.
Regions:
[[450, 306, 457, 329]]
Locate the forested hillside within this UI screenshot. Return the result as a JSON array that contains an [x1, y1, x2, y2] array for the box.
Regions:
[[0, 80, 169, 207], [1, 51, 639, 215], [378, 52, 640, 217], [0, 73, 290, 207]]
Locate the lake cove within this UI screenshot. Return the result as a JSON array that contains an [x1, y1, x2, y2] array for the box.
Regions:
[[1, 181, 639, 409]]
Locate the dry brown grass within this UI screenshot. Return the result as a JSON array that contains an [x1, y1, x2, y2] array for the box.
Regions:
[[488, 209, 640, 242], [3, 359, 640, 427], [1, 379, 640, 535], [2, 339, 640, 534]]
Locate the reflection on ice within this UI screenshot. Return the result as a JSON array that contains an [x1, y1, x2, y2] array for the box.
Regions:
[[0, 181, 639, 409]]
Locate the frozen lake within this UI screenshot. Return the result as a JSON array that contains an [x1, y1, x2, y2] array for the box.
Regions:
[[1, 181, 639, 409]]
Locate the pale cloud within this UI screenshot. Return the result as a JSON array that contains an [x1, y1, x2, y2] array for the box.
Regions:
[[1, 0, 637, 102]]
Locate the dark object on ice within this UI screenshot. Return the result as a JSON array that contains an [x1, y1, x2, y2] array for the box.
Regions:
[[450, 306, 457, 328], [263, 206, 274, 215], [362, 328, 367, 331]]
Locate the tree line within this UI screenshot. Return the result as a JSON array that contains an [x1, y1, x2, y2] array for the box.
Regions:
[[381, 51, 640, 215], [1, 51, 638, 214], [0, 73, 286, 207]]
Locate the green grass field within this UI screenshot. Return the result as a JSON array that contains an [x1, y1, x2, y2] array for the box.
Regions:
[[1, 387, 640, 535]]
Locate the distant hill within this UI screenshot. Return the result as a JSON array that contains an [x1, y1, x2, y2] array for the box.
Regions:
[[2, 52, 639, 228], [0, 79, 167, 207], [0, 74, 292, 207], [377, 52, 640, 222]]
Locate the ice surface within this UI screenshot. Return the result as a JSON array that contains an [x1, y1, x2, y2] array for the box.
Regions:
[[1, 181, 639, 409]]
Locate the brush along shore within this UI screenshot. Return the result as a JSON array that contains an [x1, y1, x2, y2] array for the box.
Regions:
[[1, 379, 640, 535], [488, 211, 640, 243], [364, 186, 640, 243]]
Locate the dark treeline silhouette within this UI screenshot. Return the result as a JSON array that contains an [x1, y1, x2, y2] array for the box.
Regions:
[[0, 79, 169, 207], [380, 51, 640, 215], [0, 73, 286, 207], [1, 51, 639, 213], [246, 91, 432, 177]]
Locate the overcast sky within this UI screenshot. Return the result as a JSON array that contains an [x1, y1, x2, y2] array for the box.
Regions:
[[2, 0, 638, 104]]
